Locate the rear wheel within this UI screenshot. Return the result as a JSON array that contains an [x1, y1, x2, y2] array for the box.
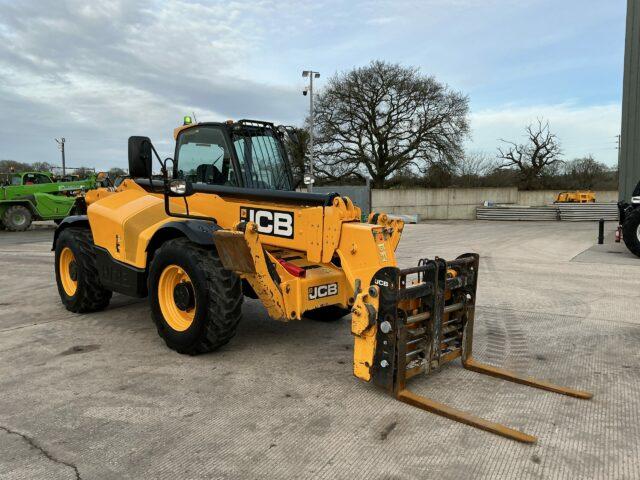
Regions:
[[3, 205, 32, 231], [622, 207, 640, 258], [149, 238, 243, 354], [55, 228, 113, 312]]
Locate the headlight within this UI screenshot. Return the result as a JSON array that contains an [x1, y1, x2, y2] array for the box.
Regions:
[[632, 196, 640, 204]]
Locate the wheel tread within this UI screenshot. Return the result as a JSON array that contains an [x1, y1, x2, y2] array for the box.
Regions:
[[3, 205, 32, 232], [57, 228, 112, 313], [151, 238, 243, 354], [622, 208, 640, 258]]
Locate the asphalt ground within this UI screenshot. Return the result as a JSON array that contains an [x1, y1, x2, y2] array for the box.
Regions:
[[0, 220, 638, 479]]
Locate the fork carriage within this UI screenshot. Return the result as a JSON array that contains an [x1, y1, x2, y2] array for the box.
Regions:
[[362, 253, 592, 443]]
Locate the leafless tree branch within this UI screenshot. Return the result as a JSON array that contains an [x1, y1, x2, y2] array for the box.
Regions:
[[311, 60, 469, 188]]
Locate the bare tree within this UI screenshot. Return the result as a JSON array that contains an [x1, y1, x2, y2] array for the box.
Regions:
[[280, 127, 308, 188], [0, 160, 30, 173], [69, 166, 94, 179], [454, 152, 493, 187], [30, 161, 55, 172], [313, 61, 469, 188], [108, 167, 128, 178], [497, 119, 562, 189]]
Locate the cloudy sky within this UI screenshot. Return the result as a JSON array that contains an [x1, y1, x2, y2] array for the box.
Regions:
[[0, 0, 626, 170]]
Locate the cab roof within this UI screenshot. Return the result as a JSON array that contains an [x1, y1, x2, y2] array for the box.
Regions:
[[172, 119, 278, 140]]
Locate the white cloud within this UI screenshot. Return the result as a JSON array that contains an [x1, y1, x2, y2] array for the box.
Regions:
[[468, 103, 621, 166], [0, 0, 624, 171], [0, 0, 307, 168]]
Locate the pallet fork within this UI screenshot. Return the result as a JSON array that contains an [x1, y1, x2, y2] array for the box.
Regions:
[[364, 254, 592, 444]]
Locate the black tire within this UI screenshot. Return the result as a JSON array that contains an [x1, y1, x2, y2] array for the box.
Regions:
[[304, 305, 351, 322], [3, 205, 32, 231], [148, 238, 243, 354], [55, 228, 113, 312], [622, 207, 640, 258]]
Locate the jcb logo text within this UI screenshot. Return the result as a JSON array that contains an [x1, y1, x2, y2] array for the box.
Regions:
[[240, 207, 294, 239], [308, 283, 338, 300]]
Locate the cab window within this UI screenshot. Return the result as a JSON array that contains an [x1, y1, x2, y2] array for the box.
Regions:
[[232, 129, 292, 190], [22, 173, 52, 185], [35, 173, 52, 184], [175, 126, 236, 186]]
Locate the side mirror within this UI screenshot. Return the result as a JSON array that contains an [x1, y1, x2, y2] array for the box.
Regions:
[[168, 179, 194, 197], [128, 136, 153, 178]]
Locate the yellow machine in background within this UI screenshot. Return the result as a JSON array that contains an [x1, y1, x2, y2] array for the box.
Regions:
[[53, 118, 591, 443], [555, 190, 596, 203]]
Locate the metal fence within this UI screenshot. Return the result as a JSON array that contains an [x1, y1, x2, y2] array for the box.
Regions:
[[477, 203, 619, 222], [476, 206, 559, 221], [557, 203, 619, 222]]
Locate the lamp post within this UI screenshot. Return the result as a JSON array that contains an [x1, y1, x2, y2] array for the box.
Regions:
[[55, 137, 66, 177], [302, 70, 320, 192]]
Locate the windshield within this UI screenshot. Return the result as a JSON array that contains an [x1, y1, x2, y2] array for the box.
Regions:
[[232, 128, 292, 190], [175, 126, 237, 186]]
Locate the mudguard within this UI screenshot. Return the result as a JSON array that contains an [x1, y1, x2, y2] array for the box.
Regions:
[[148, 220, 221, 252], [52, 215, 90, 250]]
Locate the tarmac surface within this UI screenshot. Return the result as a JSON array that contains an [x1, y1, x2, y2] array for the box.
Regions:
[[0, 220, 639, 479]]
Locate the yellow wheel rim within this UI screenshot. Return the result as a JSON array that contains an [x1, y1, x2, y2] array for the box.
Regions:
[[158, 264, 196, 332], [59, 247, 78, 296]]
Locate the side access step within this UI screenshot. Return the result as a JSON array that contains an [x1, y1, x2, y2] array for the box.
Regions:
[[369, 254, 592, 444]]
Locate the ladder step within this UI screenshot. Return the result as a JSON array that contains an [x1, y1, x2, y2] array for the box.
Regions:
[[440, 349, 461, 363], [444, 302, 464, 314], [406, 348, 425, 358], [405, 365, 425, 379], [442, 324, 461, 335], [406, 336, 427, 347], [406, 312, 430, 325], [442, 318, 461, 327], [407, 327, 427, 336]]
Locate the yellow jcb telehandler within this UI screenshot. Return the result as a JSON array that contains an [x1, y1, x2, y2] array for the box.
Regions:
[[53, 118, 591, 443], [554, 190, 596, 203]]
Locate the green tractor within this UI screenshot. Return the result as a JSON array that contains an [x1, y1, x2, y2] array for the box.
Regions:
[[0, 171, 104, 231]]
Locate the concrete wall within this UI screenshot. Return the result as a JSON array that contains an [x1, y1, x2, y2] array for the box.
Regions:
[[372, 187, 517, 219], [517, 190, 619, 206], [372, 188, 619, 220]]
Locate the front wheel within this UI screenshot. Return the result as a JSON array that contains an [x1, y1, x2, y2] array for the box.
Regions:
[[148, 238, 243, 355], [622, 208, 640, 258], [3, 205, 32, 231]]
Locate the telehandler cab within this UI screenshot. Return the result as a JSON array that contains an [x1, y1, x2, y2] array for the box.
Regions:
[[53, 118, 591, 443]]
